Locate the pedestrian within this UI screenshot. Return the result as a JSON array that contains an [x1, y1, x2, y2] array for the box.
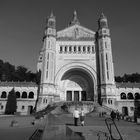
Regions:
[[73, 107, 80, 126], [80, 108, 85, 126], [110, 110, 116, 121], [116, 110, 120, 121]]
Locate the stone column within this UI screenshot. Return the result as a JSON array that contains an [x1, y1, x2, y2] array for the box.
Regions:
[[62, 45, 64, 53], [72, 91, 74, 101], [79, 91, 81, 101], [72, 46, 74, 53], [85, 45, 87, 53]]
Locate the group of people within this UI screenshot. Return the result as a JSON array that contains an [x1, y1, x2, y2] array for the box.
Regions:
[[73, 108, 120, 126], [110, 110, 120, 121], [73, 107, 85, 126]]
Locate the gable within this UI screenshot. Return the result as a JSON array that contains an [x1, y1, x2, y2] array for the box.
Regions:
[[57, 24, 95, 41]]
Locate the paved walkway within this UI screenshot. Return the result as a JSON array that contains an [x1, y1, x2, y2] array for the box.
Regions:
[[0, 111, 140, 140], [42, 112, 140, 140], [0, 115, 46, 140]]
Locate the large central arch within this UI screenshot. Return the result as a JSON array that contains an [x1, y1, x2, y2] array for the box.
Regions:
[[55, 62, 97, 101]]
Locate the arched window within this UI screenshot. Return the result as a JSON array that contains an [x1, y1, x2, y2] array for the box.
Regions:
[[78, 46, 81, 53], [60, 46, 62, 53], [64, 46, 67, 53], [22, 106, 25, 110], [127, 92, 134, 99], [83, 46, 86, 53], [43, 98, 46, 103], [92, 46, 94, 53], [87, 46, 90, 53], [22, 92, 27, 98], [108, 99, 110, 104], [135, 93, 140, 100], [28, 92, 34, 99], [1, 105, 3, 110], [16, 91, 20, 98], [1, 91, 7, 98], [69, 46, 72, 53], [74, 46, 76, 53], [120, 92, 126, 99]]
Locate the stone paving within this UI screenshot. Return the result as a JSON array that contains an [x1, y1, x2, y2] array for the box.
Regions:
[[0, 115, 45, 140], [42, 112, 140, 140], [0, 111, 140, 140]]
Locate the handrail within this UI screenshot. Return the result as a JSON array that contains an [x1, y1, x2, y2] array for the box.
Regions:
[[105, 118, 123, 140], [29, 129, 43, 140], [97, 131, 110, 140], [102, 105, 115, 112]]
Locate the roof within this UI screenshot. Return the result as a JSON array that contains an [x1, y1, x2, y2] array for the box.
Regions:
[[116, 82, 140, 88], [57, 24, 95, 41], [0, 82, 37, 87]]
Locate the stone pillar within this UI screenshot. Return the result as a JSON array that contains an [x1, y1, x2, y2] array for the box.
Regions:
[[72, 46, 74, 53], [85, 45, 87, 53], [62, 46, 64, 53], [79, 91, 81, 101], [72, 91, 74, 101]]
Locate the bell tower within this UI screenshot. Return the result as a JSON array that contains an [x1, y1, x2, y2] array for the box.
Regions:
[[37, 12, 57, 110], [41, 12, 56, 84], [97, 13, 115, 105]]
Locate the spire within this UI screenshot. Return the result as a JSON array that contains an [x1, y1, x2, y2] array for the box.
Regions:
[[50, 11, 55, 18], [47, 11, 56, 29], [98, 13, 108, 29], [73, 10, 78, 21], [69, 10, 80, 26], [99, 13, 106, 20]]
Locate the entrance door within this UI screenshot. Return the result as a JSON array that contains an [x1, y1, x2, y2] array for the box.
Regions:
[[66, 91, 72, 101], [28, 106, 33, 114], [81, 91, 87, 101], [74, 91, 79, 101], [122, 107, 128, 116]]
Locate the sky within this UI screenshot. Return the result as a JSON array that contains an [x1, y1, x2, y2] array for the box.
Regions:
[[0, 0, 140, 76]]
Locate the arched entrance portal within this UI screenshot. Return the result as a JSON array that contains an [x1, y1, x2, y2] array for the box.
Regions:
[[60, 68, 95, 101]]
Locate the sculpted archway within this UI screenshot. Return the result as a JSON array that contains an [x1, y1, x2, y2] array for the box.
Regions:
[[55, 62, 97, 101]]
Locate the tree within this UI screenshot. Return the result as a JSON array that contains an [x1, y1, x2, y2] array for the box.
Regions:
[[115, 76, 123, 82], [115, 73, 140, 83], [5, 88, 17, 114], [15, 66, 29, 81], [0, 59, 37, 82]]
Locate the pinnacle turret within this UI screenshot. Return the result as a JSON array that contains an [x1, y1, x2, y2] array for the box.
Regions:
[[47, 11, 56, 29], [69, 10, 80, 26], [98, 13, 108, 29]]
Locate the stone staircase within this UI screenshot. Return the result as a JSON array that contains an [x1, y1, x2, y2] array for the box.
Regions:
[[34, 101, 114, 119]]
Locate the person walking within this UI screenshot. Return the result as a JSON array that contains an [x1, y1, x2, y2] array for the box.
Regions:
[[116, 110, 120, 121], [110, 110, 116, 121], [80, 108, 85, 126], [73, 107, 80, 126]]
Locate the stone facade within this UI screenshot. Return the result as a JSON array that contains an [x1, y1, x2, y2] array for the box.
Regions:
[[36, 11, 116, 111], [0, 11, 139, 116], [115, 83, 140, 116], [0, 82, 37, 115]]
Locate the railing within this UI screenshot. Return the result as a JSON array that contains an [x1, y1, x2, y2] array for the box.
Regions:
[[105, 118, 123, 140], [34, 101, 65, 119], [97, 131, 110, 140], [102, 105, 115, 112], [29, 129, 43, 140]]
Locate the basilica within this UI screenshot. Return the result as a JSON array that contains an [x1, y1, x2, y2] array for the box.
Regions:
[[0, 11, 140, 116]]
